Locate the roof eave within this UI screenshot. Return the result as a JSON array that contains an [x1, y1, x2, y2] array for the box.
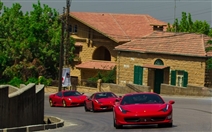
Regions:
[[114, 48, 145, 53], [150, 24, 167, 26], [115, 48, 207, 58]]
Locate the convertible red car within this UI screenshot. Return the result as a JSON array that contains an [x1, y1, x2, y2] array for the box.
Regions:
[[49, 90, 87, 107], [113, 92, 175, 129], [84, 92, 121, 112]]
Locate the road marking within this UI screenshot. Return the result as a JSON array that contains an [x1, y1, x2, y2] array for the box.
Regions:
[[64, 122, 78, 127]]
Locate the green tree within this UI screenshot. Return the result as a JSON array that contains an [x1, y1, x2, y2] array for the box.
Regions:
[[0, 0, 75, 84], [167, 12, 212, 69], [167, 12, 211, 35]]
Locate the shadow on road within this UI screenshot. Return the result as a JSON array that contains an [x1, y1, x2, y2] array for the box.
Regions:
[[120, 124, 177, 129]]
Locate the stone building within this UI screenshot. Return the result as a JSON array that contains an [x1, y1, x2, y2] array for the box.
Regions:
[[68, 12, 212, 93], [115, 31, 212, 93], [68, 12, 167, 85]]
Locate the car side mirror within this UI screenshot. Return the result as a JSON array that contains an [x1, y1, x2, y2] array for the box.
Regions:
[[119, 96, 122, 98], [115, 99, 120, 102], [81, 93, 84, 95], [169, 100, 175, 104]]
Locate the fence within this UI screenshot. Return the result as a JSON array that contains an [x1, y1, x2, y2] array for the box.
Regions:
[[0, 83, 45, 129]]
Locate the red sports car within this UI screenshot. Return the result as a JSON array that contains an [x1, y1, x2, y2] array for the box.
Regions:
[[49, 90, 88, 107], [84, 92, 121, 112], [113, 92, 175, 129]]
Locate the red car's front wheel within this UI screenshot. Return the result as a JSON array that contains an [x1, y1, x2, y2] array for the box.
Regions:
[[158, 122, 173, 128], [84, 102, 89, 112], [62, 100, 67, 107], [49, 99, 54, 107], [92, 102, 96, 112], [113, 113, 122, 129]]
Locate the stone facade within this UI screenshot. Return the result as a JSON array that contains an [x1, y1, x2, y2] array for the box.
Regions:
[[116, 52, 206, 87], [69, 18, 119, 82], [68, 14, 212, 91]]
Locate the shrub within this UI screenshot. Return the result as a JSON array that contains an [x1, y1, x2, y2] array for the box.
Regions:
[[25, 77, 38, 85], [8, 77, 24, 87], [38, 76, 52, 86], [88, 67, 116, 84]]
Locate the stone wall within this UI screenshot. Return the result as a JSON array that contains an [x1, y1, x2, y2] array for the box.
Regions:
[[161, 83, 212, 96], [100, 83, 150, 94], [0, 83, 44, 129], [70, 18, 119, 83], [117, 52, 206, 86], [44, 82, 212, 97], [76, 86, 98, 93]]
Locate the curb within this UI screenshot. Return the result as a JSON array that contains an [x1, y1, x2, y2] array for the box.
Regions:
[[0, 116, 64, 132]]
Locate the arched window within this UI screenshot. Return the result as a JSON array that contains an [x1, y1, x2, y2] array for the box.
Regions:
[[92, 46, 111, 61], [154, 59, 164, 65]]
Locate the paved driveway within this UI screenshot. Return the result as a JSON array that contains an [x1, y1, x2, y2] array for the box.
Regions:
[[42, 93, 212, 132]]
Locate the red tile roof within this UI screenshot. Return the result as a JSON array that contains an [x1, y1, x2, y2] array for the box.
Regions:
[[70, 12, 167, 43], [76, 60, 116, 70], [115, 31, 212, 57]]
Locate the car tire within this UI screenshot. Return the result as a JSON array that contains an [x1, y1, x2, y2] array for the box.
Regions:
[[49, 99, 54, 107], [84, 102, 89, 112], [113, 113, 122, 129], [92, 102, 96, 112], [166, 122, 173, 127], [62, 100, 66, 107], [158, 122, 173, 128]]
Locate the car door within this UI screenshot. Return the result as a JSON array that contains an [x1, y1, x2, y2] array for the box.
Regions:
[[55, 92, 63, 106], [86, 94, 94, 109]]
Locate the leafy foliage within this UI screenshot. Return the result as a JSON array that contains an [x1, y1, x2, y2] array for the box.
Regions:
[[7, 76, 51, 87], [167, 12, 212, 35], [8, 77, 24, 87], [26, 77, 39, 85], [38, 76, 52, 86], [0, 0, 75, 85], [88, 67, 116, 84]]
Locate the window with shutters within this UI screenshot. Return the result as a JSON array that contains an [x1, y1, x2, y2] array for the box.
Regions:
[[176, 71, 184, 87], [171, 70, 188, 87], [133, 65, 143, 85]]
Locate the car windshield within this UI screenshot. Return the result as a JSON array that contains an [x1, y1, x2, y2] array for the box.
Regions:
[[120, 94, 164, 105], [95, 92, 117, 99], [63, 91, 81, 97]]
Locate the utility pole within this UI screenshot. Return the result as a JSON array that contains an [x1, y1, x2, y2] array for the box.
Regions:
[[65, 0, 71, 67], [174, 0, 176, 32], [58, 7, 65, 92], [58, 0, 71, 92], [174, 0, 179, 32]]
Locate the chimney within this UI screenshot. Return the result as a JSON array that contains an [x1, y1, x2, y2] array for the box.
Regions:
[[153, 25, 164, 31]]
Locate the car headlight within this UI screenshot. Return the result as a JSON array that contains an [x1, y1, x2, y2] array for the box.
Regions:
[[160, 104, 169, 112], [167, 114, 172, 119], [95, 99, 102, 104], [118, 106, 129, 114]]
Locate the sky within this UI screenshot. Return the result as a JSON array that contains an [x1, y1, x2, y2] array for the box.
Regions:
[[2, 0, 212, 25]]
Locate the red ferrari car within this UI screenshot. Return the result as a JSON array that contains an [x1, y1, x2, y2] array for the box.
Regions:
[[49, 90, 87, 107], [84, 92, 121, 112], [113, 92, 175, 129]]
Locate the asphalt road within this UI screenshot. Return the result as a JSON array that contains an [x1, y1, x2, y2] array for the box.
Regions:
[[43, 93, 212, 132]]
